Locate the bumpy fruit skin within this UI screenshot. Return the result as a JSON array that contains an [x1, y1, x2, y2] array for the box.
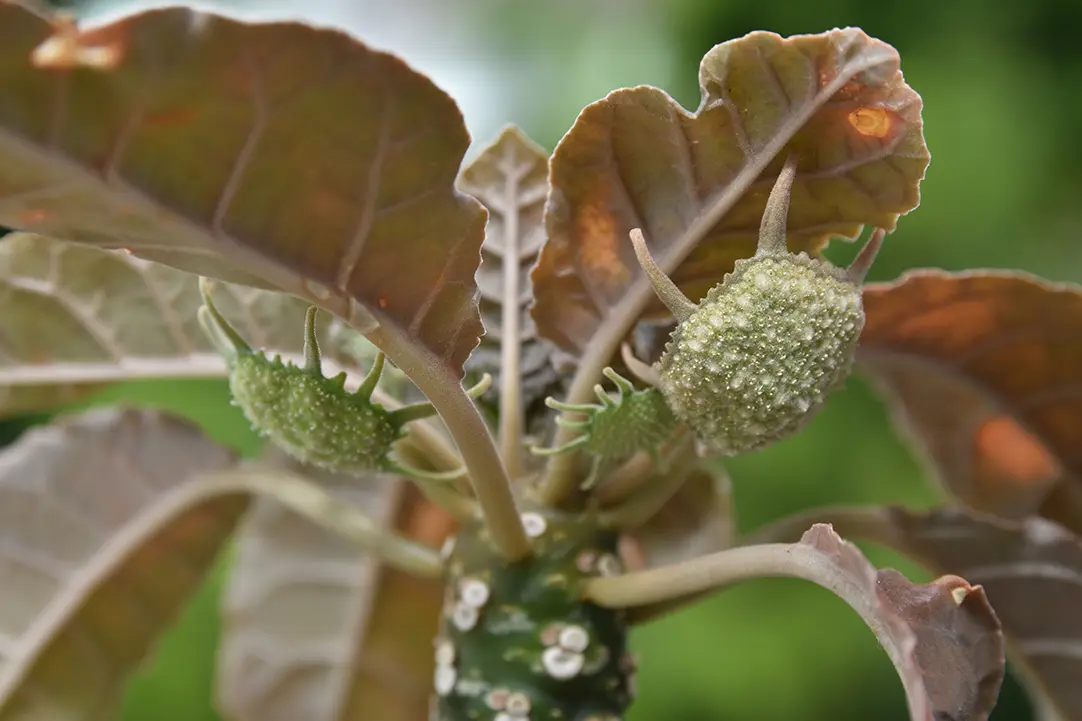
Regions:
[[585, 387, 674, 462], [659, 252, 863, 455], [230, 353, 400, 473]]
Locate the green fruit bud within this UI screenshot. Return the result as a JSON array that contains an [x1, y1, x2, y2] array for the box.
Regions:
[[631, 155, 884, 455]]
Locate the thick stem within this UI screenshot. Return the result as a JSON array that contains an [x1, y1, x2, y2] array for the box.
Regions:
[[223, 466, 444, 579], [754, 153, 798, 257], [370, 322, 531, 562]]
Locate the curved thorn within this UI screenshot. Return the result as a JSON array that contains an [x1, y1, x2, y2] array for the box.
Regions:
[[357, 352, 386, 401], [629, 228, 698, 322], [197, 277, 251, 359], [620, 343, 662, 386], [302, 306, 322, 373], [545, 397, 597, 413], [465, 373, 493, 398], [388, 459, 467, 483], [529, 436, 589, 456], [388, 401, 438, 427], [579, 458, 604, 491], [848, 228, 886, 284], [555, 417, 591, 430], [755, 153, 799, 257], [602, 367, 635, 397], [328, 372, 348, 389], [594, 384, 618, 407]]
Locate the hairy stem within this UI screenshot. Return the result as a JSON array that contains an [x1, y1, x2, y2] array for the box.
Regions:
[[497, 166, 527, 479], [597, 432, 697, 529], [222, 466, 444, 579], [370, 322, 531, 561]]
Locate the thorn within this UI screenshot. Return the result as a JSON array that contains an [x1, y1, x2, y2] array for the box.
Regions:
[[602, 367, 635, 397], [388, 399, 438, 427], [357, 352, 386, 400], [302, 306, 322, 373], [545, 397, 597, 414], [388, 459, 468, 483], [197, 277, 251, 360], [847, 228, 886, 284], [579, 457, 604, 491], [594, 384, 618, 407], [629, 228, 698, 322], [620, 343, 662, 386], [529, 436, 589, 457], [755, 153, 799, 257], [465, 373, 493, 398], [555, 416, 591, 430]]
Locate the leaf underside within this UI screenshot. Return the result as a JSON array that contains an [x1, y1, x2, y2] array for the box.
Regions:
[[531, 27, 930, 357], [0, 233, 383, 418], [859, 270, 1082, 532], [0, 2, 486, 376], [881, 507, 1082, 721], [0, 406, 246, 721]]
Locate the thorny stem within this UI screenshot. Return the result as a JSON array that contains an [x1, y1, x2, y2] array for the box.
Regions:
[[538, 146, 813, 508], [497, 161, 527, 479], [596, 432, 698, 529], [369, 321, 531, 562], [223, 466, 444, 579]]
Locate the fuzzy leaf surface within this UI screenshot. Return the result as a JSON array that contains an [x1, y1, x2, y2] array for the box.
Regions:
[[460, 126, 561, 423], [219, 451, 454, 721], [531, 27, 928, 356], [880, 507, 1082, 720], [0, 3, 485, 375], [0, 406, 247, 720], [0, 234, 379, 417], [860, 271, 1082, 532]]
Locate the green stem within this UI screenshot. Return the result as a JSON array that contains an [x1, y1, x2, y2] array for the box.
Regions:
[[226, 466, 444, 579], [370, 322, 531, 562]]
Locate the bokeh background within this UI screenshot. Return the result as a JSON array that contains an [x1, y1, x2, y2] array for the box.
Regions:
[[5, 0, 1082, 719]]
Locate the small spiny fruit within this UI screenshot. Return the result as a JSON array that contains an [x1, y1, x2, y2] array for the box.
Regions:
[[197, 280, 487, 480], [532, 367, 677, 489], [630, 155, 884, 455]]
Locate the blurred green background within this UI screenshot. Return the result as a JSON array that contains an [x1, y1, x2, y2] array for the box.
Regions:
[[6, 0, 1082, 719]]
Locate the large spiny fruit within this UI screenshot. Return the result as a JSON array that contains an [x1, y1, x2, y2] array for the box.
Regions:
[[630, 155, 884, 455]]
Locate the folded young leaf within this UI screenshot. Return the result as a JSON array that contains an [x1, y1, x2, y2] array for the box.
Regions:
[[0, 3, 485, 377], [219, 452, 451, 721], [0, 234, 383, 417], [531, 28, 929, 368], [458, 126, 563, 472], [860, 270, 1082, 531], [882, 507, 1082, 721], [0, 406, 248, 721], [585, 524, 1004, 721]]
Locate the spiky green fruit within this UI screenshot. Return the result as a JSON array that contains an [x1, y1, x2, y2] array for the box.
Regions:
[[630, 155, 884, 456], [659, 252, 863, 454], [229, 353, 401, 472], [534, 368, 676, 488], [435, 509, 632, 721]]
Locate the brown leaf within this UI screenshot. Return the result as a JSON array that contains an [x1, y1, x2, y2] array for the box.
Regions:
[[219, 452, 453, 721], [0, 406, 248, 720], [458, 126, 564, 456], [881, 507, 1082, 720], [619, 466, 734, 570], [795, 525, 1003, 721], [0, 3, 485, 375], [859, 270, 1082, 530], [0, 233, 384, 417], [531, 28, 928, 357]]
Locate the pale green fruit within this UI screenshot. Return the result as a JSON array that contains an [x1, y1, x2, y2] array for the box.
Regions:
[[658, 252, 863, 454]]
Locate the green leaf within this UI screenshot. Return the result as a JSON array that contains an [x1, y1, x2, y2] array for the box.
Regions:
[[219, 452, 451, 721], [859, 270, 1082, 533], [530, 27, 929, 388], [0, 3, 486, 376], [0, 406, 248, 721], [882, 508, 1082, 721], [0, 234, 386, 418], [458, 126, 562, 474]]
